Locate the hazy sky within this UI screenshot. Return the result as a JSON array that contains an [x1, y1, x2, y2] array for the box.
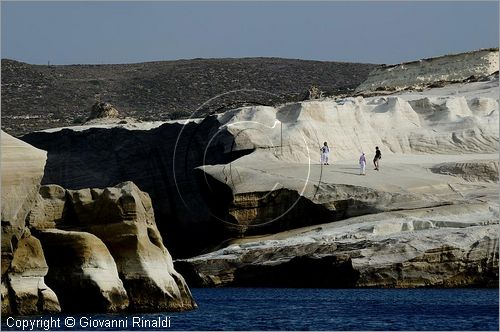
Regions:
[[1, 1, 498, 65]]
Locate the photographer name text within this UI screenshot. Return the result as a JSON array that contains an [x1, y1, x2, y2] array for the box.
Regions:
[[5, 316, 171, 330]]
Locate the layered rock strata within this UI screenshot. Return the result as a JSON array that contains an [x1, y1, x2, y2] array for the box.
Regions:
[[29, 182, 197, 312], [178, 141, 498, 288], [176, 203, 499, 288], [1, 131, 196, 315], [355, 48, 499, 94], [430, 160, 499, 183], [1, 131, 60, 315]]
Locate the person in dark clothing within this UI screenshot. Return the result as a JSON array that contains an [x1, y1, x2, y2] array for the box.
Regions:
[[373, 146, 382, 171]]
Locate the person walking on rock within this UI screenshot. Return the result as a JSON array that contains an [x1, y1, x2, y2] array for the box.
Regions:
[[373, 146, 382, 171], [320, 142, 330, 165], [359, 152, 366, 175]]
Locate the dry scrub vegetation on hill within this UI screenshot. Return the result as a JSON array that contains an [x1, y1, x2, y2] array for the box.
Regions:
[[1, 58, 377, 136]]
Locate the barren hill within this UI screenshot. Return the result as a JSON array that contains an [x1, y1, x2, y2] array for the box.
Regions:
[[1, 58, 377, 136]]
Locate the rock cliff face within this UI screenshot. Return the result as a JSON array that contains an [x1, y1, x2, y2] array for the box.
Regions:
[[1, 131, 196, 315], [28, 182, 197, 312], [22, 118, 242, 257], [26, 185, 67, 230], [36, 229, 129, 312], [1, 131, 60, 315], [63, 182, 196, 311], [355, 48, 499, 95], [176, 203, 499, 288], [6, 230, 60, 315], [1, 132, 47, 229], [198, 160, 451, 237]]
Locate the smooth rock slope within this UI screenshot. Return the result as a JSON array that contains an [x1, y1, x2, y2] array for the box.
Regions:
[[355, 48, 498, 94], [1, 131, 60, 315], [217, 77, 498, 162]]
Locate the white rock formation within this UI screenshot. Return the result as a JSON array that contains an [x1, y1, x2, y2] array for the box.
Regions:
[[355, 48, 499, 94], [1, 131, 47, 228], [62, 182, 197, 311], [2, 130, 196, 314], [24, 180, 197, 313], [7, 229, 60, 315], [216, 77, 498, 163], [36, 229, 129, 312], [177, 56, 499, 288], [1, 131, 60, 315], [178, 202, 498, 287], [431, 160, 499, 182]]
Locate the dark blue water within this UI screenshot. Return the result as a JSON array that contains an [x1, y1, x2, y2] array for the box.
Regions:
[[2, 288, 498, 331]]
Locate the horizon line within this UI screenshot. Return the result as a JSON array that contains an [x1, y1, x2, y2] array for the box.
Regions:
[[2, 46, 498, 67]]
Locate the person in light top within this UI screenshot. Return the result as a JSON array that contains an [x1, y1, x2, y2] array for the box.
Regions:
[[320, 142, 330, 165], [359, 152, 366, 175]]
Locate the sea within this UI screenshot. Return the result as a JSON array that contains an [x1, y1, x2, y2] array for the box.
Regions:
[[2, 288, 498, 331]]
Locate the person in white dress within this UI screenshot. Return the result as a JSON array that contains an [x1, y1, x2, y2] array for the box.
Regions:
[[359, 152, 366, 175], [320, 142, 330, 165]]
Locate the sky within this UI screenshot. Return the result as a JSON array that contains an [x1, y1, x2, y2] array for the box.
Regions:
[[1, 1, 498, 65]]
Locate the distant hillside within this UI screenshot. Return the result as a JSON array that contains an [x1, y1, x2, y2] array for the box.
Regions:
[[1, 58, 377, 136]]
